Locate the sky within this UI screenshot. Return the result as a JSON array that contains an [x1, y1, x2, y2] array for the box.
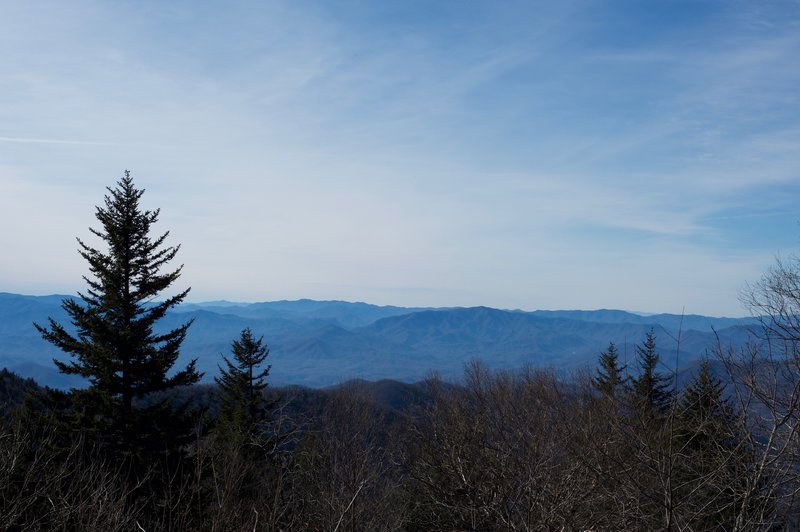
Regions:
[[1, 0, 799, 316]]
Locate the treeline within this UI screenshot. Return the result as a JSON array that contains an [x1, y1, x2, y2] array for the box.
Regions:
[[0, 368, 38, 407], [1, 335, 798, 530]]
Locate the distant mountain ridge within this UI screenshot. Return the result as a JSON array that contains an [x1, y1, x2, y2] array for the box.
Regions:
[[527, 309, 756, 332], [0, 292, 759, 388], [173, 298, 431, 329]]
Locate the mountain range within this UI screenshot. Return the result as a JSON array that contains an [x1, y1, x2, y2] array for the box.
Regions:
[[0, 292, 760, 389]]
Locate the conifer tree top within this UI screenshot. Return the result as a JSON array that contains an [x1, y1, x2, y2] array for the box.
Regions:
[[36, 170, 199, 403]]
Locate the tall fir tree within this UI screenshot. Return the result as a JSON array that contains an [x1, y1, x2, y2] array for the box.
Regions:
[[673, 359, 765, 529], [215, 327, 272, 444], [34, 171, 201, 466], [630, 328, 673, 416], [678, 359, 731, 435], [592, 342, 628, 398]]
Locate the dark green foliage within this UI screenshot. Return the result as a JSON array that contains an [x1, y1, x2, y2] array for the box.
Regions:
[[673, 359, 769, 530], [678, 359, 732, 438], [592, 342, 627, 398], [215, 327, 272, 444], [0, 368, 39, 412], [33, 172, 201, 468], [630, 328, 673, 416], [675, 359, 738, 526]]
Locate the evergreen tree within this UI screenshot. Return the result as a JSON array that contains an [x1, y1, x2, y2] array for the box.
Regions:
[[673, 359, 760, 529], [34, 172, 201, 465], [0, 368, 39, 412], [592, 342, 627, 398], [630, 329, 672, 416], [678, 359, 731, 435], [215, 327, 272, 444]]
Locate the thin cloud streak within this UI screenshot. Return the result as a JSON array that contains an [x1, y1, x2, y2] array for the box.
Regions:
[[0, 136, 127, 146]]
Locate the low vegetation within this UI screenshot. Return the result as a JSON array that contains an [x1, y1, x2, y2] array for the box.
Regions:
[[4, 341, 799, 530]]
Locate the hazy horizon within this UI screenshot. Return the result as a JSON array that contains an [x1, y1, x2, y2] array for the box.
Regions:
[[1, 290, 753, 319], [2, 1, 799, 316]]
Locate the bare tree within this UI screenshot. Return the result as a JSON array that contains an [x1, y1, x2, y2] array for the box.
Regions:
[[724, 252, 800, 526], [290, 383, 407, 531], [0, 418, 142, 531], [407, 361, 598, 531]]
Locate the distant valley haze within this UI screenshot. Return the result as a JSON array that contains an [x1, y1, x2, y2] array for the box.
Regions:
[[0, 292, 758, 389]]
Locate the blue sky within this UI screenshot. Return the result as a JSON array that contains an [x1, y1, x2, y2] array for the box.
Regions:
[[1, 0, 799, 316]]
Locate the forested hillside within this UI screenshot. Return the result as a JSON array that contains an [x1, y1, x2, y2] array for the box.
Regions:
[[0, 368, 38, 410], [3, 349, 795, 530]]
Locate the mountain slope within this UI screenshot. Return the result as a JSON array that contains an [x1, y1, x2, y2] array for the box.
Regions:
[[0, 294, 758, 388]]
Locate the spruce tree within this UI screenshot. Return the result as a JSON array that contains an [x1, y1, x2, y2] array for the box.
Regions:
[[215, 327, 272, 444], [630, 329, 672, 416], [673, 359, 758, 529], [678, 359, 731, 434], [34, 171, 201, 465], [592, 342, 627, 398]]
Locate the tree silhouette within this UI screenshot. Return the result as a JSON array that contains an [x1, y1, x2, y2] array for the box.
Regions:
[[35, 171, 201, 466], [215, 327, 272, 444], [630, 329, 672, 416], [593, 342, 628, 398]]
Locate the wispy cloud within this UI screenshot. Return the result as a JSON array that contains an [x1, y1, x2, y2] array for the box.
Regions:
[[1, 0, 798, 315], [0, 136, 126, 146]]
